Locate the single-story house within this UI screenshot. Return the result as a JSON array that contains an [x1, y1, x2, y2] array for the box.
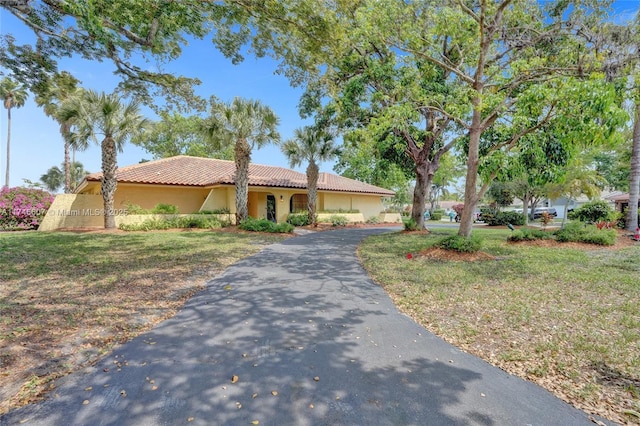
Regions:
[[39, 156, 396, 230], [607, 192, 640, 213]]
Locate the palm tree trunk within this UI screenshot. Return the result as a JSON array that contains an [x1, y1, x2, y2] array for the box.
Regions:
[[627, 101, 640, 232], [234, 138, 251, 223], [307, 162, 319, 227], [101, 137, 118, 229], [63, 123, 71, 193], [4, 106, 11, 188]]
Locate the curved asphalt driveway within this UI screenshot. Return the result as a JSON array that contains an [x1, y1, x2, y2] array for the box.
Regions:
[[2, 228, 609, 426]]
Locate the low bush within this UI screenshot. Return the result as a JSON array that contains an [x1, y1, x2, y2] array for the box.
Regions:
[[197, 208, 231, 214], [119, 216, 224, 231], [366, 216, 381, 224], [483, 210, 526, 226], [123, 202, 148, 214], [435, 235, 482, 253], [319, 209, 359, 214], [508, 228, 553, 242], [0, 186, 54, 230], [568, 200, 615, 224], [328, 215, 348, 227], [287, 212, 311, 226], [554, 222, 616, 246], [430, 211, 443, 221], [151, 203, 179, 214], [404, 218, 421, 231], [239, 217, 294, 233]]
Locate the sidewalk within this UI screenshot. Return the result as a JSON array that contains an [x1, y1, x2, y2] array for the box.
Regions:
[[0, 228, 611, 426]]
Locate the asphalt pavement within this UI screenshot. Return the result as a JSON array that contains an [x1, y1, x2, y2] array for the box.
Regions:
[[0, 228, 612, 426]]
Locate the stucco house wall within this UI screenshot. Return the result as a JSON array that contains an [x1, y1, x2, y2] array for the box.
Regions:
[[40, 156, 394, 230], [80, 182, 211, 214]]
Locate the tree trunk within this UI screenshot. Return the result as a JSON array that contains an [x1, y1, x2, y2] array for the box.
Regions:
[[4, 106, 11, 188], [522, 195, 530, 226], [459, 111, 482, 238], [307, 161, 319, 227], [234, 138, 251, 224], [627, 101, 640, 232], [411, 159, 433, 229], [101, 137, 118, 229], [63, 122, 71, 193]]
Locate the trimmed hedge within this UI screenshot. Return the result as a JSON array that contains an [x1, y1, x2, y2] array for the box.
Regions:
[[435, 235, 483, 253], [239, 217, 294, 233]]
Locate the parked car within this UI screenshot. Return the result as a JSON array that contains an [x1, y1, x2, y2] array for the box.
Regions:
[[533, 207, 557, 219]]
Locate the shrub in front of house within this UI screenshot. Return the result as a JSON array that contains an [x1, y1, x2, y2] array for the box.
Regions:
[[366, 216, 381, 224], [554, 222, 617, 246], [286, 212, 311, 226], [568, 200, 615, 224], [0, 186, 54, 230], [327, 215, 348, 227], [119, 216, 224, 231], [430, 210, 443, 221], [435, 235, 482, 253], [507, 227, 553, 242], [151, 203, 179, 214], [483, 210, 526, 226], [239, 217, 294, 233]]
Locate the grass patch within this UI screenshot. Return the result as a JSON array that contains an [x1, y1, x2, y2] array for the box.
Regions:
[[359, 228, 640, 425], [0, 229, 289, 413]]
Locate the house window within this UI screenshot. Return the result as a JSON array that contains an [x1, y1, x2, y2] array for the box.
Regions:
[[290, 194, 308, 213]]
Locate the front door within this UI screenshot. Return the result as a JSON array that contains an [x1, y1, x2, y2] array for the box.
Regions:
[[266, 195, 276, 222]]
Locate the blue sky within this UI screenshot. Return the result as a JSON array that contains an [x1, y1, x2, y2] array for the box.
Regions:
[[0, 11, 315, 190], [0, 2, 638, 190]]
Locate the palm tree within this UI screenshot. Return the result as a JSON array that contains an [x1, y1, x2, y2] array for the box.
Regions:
[[40, 161, 89, 193], [282, 126, 338, 227], [202, 97, 280, 223], [0, 77, 28, 188], [34, 72, 85, 193], [61, 90, 147, 229]]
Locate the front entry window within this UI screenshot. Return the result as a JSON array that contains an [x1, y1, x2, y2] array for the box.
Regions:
[[290, 194, 308, 213], [266, 195, 276, 222]]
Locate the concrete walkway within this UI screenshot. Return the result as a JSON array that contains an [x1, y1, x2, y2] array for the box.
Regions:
[[1, 228, 610, 425]]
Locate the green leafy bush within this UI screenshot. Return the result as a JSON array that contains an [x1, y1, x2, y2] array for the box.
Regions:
[[366, 216, 381, 224], [568, 200, 615, 224], [123, 202, 148, 214], [554, 222, 616, 245], [151, 203, 179, 214], [508, 228, 553, 242], [430, 211, 443, 221], [239, 217, 294, 233], [435, 235, 482, 253], [328, 215, 348, 227], [287, 212, 311, 226], [119, 216, 223, 231], [404, 218, 421, 231], [197, 208, 231, 214], [483, 210, 526, 226]]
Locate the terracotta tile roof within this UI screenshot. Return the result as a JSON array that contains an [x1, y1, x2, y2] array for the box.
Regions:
[[83, 155, 394, 196]]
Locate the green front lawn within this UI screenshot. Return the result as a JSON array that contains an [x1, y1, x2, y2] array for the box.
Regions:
[[359, 228, 640, 425]]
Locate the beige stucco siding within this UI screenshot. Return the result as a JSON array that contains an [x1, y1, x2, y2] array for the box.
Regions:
[[321, 192, 384, 220], [114, 184, 210, 213], [80, 182, 210, 214], [201, 187, 233, 212], [39, 194, 104, 231]]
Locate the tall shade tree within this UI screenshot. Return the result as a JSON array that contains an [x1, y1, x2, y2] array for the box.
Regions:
[[61, 90, 147, 229], [282, 126, 339, 226], [34, 71, 86, 193], [132, 111, 234, 160], [0, 77, 28, 188], [202, 97, 280, 223], [216, 0, 623, 236]]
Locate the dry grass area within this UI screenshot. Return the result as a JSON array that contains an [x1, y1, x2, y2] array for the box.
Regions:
[[359, 228, 640, 425], [0, 228, 289, 415]]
